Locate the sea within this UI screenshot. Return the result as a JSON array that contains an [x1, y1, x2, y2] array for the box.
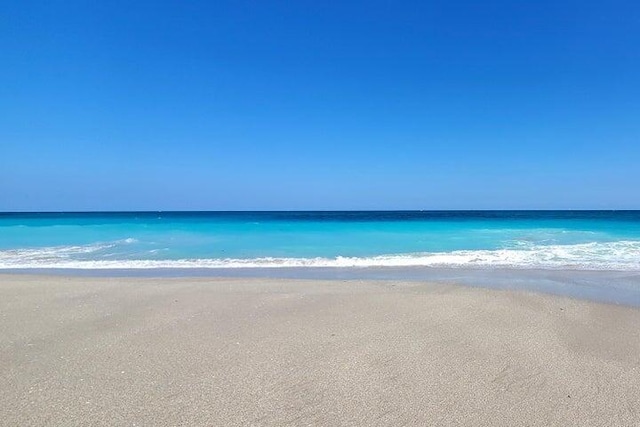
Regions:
[[1, 211, 640, 305]]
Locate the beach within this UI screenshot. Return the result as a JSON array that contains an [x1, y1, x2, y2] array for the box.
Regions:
[[1, 274, 639, 426]]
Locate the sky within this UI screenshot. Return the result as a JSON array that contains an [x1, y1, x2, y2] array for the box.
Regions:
[[1, 0, 639, 211]]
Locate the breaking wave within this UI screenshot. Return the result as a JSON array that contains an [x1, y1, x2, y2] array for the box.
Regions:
[[1, 240, 640, 271]]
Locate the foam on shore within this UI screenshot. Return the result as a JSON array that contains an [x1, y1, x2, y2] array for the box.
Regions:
[[2, 240, 640, 270]]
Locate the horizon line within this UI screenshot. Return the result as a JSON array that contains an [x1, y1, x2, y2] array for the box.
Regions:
[[2, 209, 639, 214]]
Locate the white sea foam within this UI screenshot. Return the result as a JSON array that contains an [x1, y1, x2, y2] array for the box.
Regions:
[[0, 238, 136, 265], [1, 241, 640, 271]]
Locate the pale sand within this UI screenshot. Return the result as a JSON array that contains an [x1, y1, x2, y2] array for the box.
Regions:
[[1, 275, 639, 426]]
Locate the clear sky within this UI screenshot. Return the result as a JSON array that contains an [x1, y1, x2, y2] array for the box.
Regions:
[[2, 0, 639, 211]]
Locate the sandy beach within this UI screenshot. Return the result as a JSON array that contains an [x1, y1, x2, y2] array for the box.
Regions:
[[1, 275, 639, 426]]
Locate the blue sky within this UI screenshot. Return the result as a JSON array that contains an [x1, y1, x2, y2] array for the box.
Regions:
[[2, 0, 639, 210]]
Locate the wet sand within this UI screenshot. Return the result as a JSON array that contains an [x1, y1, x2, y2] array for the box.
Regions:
[[1, 274, 639, 426]]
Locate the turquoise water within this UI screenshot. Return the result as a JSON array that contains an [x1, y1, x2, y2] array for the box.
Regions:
[[3, 211, 640, 304], [1, 211, 640, 270]]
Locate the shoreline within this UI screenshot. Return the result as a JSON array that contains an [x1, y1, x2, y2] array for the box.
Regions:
[[2, 274, 640, 425], [3, 267, 640, 308]]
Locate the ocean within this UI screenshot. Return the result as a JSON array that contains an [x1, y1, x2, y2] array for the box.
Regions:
[[2, 211, 640, 304]]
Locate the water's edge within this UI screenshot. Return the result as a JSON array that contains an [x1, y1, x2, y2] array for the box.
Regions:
[[4, 267, 640, 307]]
